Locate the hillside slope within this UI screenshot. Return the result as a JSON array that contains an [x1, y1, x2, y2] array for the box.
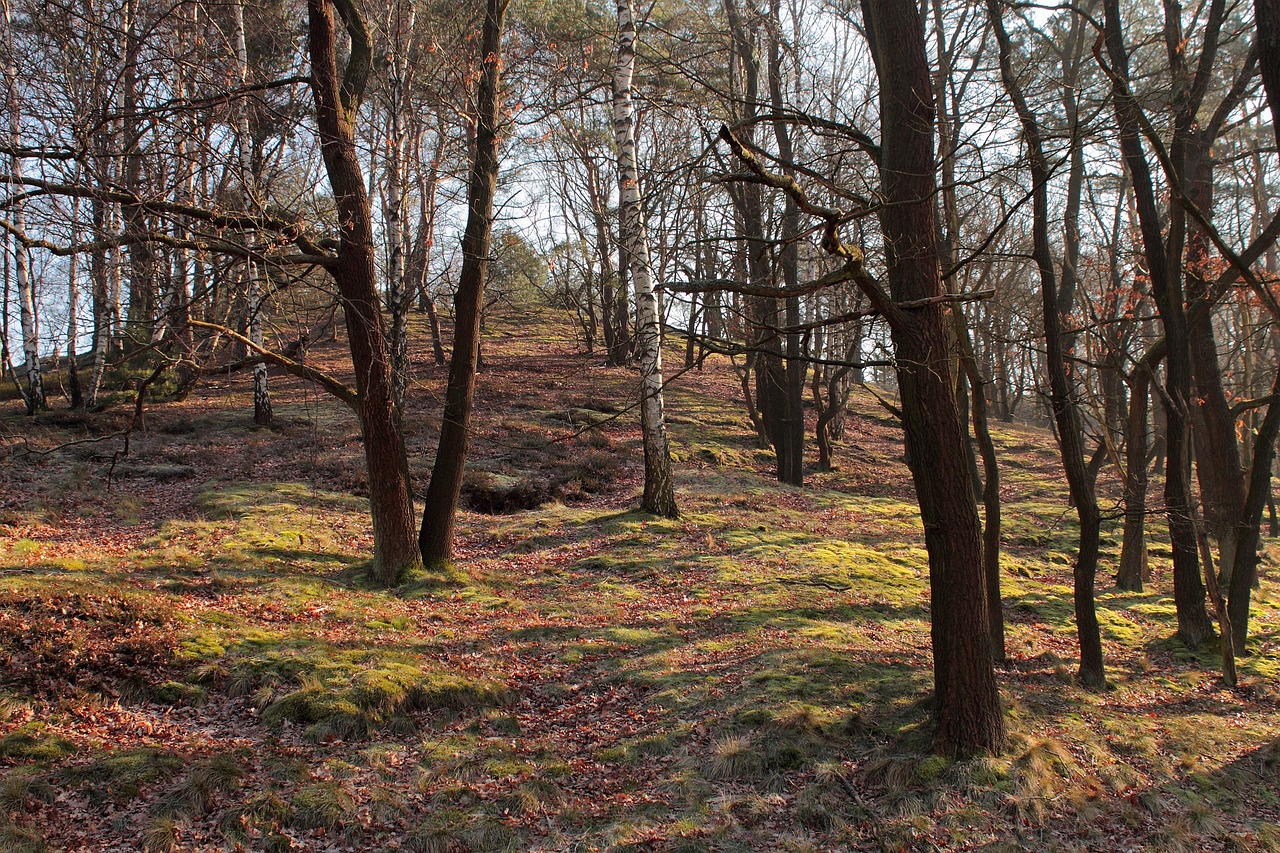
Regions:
[[0, 307, 1278, 852]]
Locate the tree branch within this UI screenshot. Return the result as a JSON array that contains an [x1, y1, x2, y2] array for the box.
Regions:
[[188, 320, 359, 412]]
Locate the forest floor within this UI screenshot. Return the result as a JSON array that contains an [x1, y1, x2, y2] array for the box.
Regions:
[[1, 305, 1279, 852]]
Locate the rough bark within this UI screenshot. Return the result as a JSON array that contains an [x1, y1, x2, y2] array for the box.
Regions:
[[1118, 363, 1152, 591], [990, 0, 1104, 689], [865, 0, 1003, 755], [1233, 0, 1280, 651], [766, 0, 806, 487], [1102, 0, 1215, 647]]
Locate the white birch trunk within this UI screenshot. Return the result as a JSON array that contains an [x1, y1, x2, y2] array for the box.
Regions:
[[233, 0, 271, 424], [4, 0, 42, 412], [383, 2, 414, 414], [613, 0, 676, 517]]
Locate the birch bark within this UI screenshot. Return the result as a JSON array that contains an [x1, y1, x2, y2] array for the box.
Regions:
[[613, 0, 677, 518], [3, 0, 42, 413], [233, 0, 272, 425]]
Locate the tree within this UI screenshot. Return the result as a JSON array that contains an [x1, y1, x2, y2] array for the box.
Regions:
[[419, 0, 509, 570], [3, 0, 42, 413], [1101, 0, 1217, 648], [721, 0, 1004, 755], [861, 0, 1003, 754], [988, 0, 1105, 689], [613, 0, 678, 518], [308, 0, 421, 584], [232, 0, 271, 426]]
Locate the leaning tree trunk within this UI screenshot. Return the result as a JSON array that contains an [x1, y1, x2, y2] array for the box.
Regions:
[[309, 0, 421, 584], [419, 0, 509, 567], [612, 0, 677, 518], [989, 1, 1104, 689]]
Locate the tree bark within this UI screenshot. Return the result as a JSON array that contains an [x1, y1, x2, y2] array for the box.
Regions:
[[309, 0, 421, 585], [864, 0, 1003, 755], [233, 0, 271, 426], [419, 0, 509, 567], [1118, 363, 1152, 591], [989, 0, 1104, 689], [4, 0, 43, 413], [614, 0, 678, 518], [1102, 0, 1215, 647]]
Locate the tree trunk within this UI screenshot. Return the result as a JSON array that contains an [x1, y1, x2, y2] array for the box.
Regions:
[[4, 0, 43, 413], [614, 0, 677, 518], [989, 0, 1104, 689], [407, 141, 446, 366], [232, 0, 271, 425], [419, 0, 509, 567], [864, 0, 1003, 756], [1118, 363, 1152, 591], [309, 0, 421, 585], [1103, 0, 1215, 647]]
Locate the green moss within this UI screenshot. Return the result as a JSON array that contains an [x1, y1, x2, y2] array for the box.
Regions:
[[58, 749, 184, 803], [0, 724, 75, 762], [913, 754, 951, 784], [290, 781, 354, 830], [262, 663, 508, 740], [152, 680, 208, 706], [177, 631, 226, 661]]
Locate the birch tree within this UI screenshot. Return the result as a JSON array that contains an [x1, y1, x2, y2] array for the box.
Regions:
[[3, 0, 42, 413], [232, 0, 271, 425], [613, 0, 677, 518]]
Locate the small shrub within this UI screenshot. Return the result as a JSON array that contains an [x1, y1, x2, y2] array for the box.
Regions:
[[141, 815, 179, 853], [703, 735, 763, 781], [0, 821, 46, 853]]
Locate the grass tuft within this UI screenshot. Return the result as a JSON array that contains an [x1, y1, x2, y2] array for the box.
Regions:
[[290, 781, 355, 830]]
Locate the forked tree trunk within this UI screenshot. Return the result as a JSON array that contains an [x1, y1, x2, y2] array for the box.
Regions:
[[613, 0, 677, 518], [309, 0, 421, 584], [419, 0, 509, 567]]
